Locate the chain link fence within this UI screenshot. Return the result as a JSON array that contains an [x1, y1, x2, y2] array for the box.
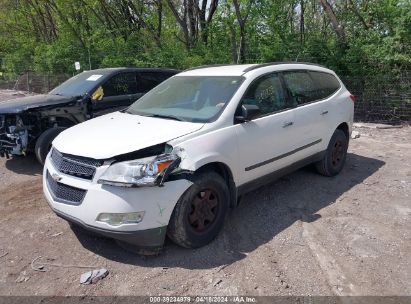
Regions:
[[0, 71, 410, 124], [342, 76, 411, 124], [0, 72, 69, 93]]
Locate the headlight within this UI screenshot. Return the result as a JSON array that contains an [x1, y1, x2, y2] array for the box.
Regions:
[[98, 153, 180, 187]]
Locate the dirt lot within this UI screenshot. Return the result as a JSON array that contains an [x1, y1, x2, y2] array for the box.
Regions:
[[0, 90, 410, 296]]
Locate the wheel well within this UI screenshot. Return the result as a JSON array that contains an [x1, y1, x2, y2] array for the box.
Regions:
[[337, 122, 349, 139], [41, 117, 76, 129], [196, 162, 230, 181], [195, 162, 238, 208]]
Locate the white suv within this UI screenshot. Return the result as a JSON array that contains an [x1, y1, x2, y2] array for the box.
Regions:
[[43, 63, 354, 253]]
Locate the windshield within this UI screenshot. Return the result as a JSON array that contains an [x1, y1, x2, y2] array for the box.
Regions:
[[49, 71, 107, 96], [126, 76, 244, 122]]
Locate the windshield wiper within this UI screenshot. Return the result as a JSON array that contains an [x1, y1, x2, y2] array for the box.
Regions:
[[146, 113, 184, 121], [122, 111, 184, 121]]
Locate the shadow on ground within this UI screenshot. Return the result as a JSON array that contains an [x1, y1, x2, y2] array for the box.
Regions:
[[72, 153, 384, 269], [5, 154, 43, 176]]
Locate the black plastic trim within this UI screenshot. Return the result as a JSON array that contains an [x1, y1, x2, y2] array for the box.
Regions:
[[157, 157, 182, 186], [111, 143, 167, 163], [45, 170, 87, 205], [245, 139, 322, 171], [52, 207, 167, 250], [238, 151, 325, 195], [242, 62, 326, 73]]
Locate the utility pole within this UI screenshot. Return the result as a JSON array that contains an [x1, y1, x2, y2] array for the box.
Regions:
[[88, 47, 91, 70]]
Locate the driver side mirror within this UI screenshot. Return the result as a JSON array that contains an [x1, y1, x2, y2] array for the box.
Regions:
[[235, 104, 261, 123]]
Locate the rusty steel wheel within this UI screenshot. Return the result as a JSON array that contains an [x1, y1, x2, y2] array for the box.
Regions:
[[316, 129, 348, 177], [188, 188, 220, 233], [167, 171, 230, 249], [331, 140, 344, 167]]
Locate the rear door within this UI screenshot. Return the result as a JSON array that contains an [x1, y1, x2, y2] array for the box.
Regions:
[[282, 70, 329, 158], [307, 70, 342, 134]]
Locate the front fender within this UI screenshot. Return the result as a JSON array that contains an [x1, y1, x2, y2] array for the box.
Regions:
[[171, 126, 240, 185]]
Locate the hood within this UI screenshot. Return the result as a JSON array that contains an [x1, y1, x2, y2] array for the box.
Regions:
[[53, 111, 204, 159], [0, 94, 77, 114]]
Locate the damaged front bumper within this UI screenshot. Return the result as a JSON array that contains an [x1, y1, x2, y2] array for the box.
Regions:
[[51, 207, 168, 254], [0, 114, 29, 158], [43, 152, 193, 252]]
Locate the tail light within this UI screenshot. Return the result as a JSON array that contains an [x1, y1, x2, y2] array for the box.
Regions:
[[349, 94, 356, 102]]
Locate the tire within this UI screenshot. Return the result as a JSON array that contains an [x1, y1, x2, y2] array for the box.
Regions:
[[35, 127, 66, 164], [315, 129, 348, 177], [167, 171, 230, 249]]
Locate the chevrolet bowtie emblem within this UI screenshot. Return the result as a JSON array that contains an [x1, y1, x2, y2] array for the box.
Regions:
[[51, 173, 62, 182]]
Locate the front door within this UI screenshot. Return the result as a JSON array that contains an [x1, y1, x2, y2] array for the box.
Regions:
[[92, 72, 140, 115], [234, 72, 300, 186]]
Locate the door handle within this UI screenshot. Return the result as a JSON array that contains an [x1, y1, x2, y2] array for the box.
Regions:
[[282, 121, 294, 128], [321, 110, 329, 115]]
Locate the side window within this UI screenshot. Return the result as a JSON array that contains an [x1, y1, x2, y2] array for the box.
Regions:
[[137, 72, 168, 93], [309, 71, 341, 99], [283, 71, 317, 105], [102, 73, 138, 97], [241, 73, 287, 116]]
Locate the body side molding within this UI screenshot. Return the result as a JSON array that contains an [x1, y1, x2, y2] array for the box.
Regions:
[[245, 139, 322, 171]]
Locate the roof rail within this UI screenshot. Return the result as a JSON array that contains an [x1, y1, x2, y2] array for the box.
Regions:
[[183, 64, 235, 72], [242, 62, 326, 73]]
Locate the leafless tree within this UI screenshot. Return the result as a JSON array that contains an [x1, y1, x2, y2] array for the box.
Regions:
[[318, 0, 346, 45]]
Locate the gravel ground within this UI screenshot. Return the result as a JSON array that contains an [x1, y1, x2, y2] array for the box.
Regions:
[[0, 90, 410, 296]]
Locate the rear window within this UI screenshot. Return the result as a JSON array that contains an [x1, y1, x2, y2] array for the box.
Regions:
[[309, 71, 341, 100]]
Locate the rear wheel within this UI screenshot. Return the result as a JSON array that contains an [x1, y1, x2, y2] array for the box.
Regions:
[[35, 127, 66, 164], [167, 171, 229, 248], [315, 129, 348, 176]]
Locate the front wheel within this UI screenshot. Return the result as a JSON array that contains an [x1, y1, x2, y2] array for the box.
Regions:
[[167, 171, 230, 248], [35, 127, 66, 164], [315, 129, 348, 177]]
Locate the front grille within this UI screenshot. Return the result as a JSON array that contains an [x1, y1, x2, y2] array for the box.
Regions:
[[46, 171, 87, 205], [50, 148, 102, 180]]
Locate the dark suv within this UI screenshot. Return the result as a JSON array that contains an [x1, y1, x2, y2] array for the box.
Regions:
[[0, 67, 179, 163]]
